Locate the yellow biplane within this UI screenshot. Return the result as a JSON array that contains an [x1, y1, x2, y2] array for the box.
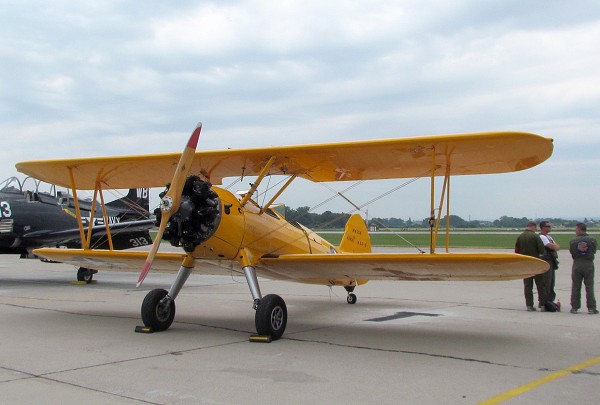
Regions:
[[16, 123, 553, 340]]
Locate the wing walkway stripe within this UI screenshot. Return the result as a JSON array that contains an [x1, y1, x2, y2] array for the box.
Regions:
[[479, 355, 600, 404]]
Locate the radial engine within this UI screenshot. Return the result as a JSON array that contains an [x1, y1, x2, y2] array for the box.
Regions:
[[154, 176, 222, 252]]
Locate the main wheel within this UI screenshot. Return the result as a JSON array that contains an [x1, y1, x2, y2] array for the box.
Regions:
[[346, 293, 357, 304], [255, 294, 287, 340], [141, 288, 175, 331], [77, 267, 95, 284]]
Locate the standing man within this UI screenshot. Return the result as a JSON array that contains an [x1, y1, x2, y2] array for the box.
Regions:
[[539, 221, 560, 304], [516, 221, 547, 311], [569, 223, 598, 314]]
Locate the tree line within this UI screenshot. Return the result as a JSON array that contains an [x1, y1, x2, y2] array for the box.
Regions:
[[284, 207, 593, 229]]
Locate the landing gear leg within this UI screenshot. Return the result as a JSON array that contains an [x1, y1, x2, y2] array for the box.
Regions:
[[243, 265, 262, 308], [345, 286, 357, 304], [244, 265, 287, 340], [140, 264, 193, 332]]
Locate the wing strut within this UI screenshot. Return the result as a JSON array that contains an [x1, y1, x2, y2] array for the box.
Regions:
[[85, 185, 100, 249], [429, 148, 436, 253], [240, 156, 275, 206], [432, 167, 451, 252], [429, 148, 455, 254], [82, 181, 116, 251], [68, 167, 88, 249], [262, 174, 297, 212], [63, 168, 128, 252], [96, 182, 115, 250]]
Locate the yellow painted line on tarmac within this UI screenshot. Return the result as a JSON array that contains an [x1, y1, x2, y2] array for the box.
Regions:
[[479, 355, 600, 405]]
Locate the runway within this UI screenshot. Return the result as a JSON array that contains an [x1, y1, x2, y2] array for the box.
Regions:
[[0, 248, 598, 404]]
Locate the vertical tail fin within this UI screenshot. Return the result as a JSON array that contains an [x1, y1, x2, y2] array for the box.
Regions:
[[338, 214, 371, 253], [106, 188, 150, 220]]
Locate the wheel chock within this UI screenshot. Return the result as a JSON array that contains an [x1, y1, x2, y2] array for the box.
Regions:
[[135, 326, 154, 334], [71, 280, 97, 285], [249, 334, 272, 343]]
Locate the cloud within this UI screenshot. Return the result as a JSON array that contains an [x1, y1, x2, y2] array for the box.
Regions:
[[1, 1, 600, 220]]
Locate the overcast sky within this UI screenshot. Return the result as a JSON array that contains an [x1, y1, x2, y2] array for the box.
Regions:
[[2, 1, 599, 221]]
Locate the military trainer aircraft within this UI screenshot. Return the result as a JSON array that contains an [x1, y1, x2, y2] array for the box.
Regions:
[[16, 123, 553, 340], [0, 176, 153, 282]]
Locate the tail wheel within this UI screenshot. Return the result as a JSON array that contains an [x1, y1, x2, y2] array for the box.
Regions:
[[255, 294, 287, 340], [141, 288, 176, 331]]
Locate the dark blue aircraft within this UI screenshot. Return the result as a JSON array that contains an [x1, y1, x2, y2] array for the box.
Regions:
[[0, 176, 153, 282]]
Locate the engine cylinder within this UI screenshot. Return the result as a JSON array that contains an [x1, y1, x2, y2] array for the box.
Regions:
[[154, 176, 221, 252]]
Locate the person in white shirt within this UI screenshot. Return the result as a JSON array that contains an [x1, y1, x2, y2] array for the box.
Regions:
[[539, 221, 560, 304]]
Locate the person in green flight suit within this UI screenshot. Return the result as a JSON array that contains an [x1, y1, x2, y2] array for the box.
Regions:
[[515, 221, 547, 311]]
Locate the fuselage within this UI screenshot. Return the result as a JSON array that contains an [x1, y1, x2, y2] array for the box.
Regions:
[[190, 186, 336, 262], [0, 187, 80, 249], [0, 178, 151, 255]]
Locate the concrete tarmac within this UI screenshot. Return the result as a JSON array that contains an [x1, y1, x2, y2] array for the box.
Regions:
[[1, 248, 599, 404]]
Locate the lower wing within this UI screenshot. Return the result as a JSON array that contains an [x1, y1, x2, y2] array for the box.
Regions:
[[34, 248, 184, 272], [33, 248, 545, 283], [257, 253, 547, 283]]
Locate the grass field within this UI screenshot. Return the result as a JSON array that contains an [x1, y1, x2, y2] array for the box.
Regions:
[[152, 230, 597, 250], [319, 231, 588, 249]]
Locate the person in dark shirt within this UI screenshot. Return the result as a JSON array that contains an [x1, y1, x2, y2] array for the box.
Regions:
[[569, 223, 598, 314]]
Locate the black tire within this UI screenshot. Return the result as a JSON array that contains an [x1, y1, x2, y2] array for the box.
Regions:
[[255, 294, 287, 340], [347, 293, 357, 304], [77, 267, 93, 284], [141, 288, 175, 331]]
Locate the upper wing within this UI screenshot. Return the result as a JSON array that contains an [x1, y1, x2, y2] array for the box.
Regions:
[[16, 131, 553, 189], [33, 248, 547, 282]]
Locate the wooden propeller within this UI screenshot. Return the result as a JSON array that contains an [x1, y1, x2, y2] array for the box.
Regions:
[[136, 123, 202, 287]]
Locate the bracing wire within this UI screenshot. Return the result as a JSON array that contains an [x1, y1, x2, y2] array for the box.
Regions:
[[309, 171, 432, 252], [220, 169, 431, 254]]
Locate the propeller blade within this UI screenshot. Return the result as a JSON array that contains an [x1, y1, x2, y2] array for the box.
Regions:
[[136, 123, 202, 287], [137, 221, 167, 288]]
